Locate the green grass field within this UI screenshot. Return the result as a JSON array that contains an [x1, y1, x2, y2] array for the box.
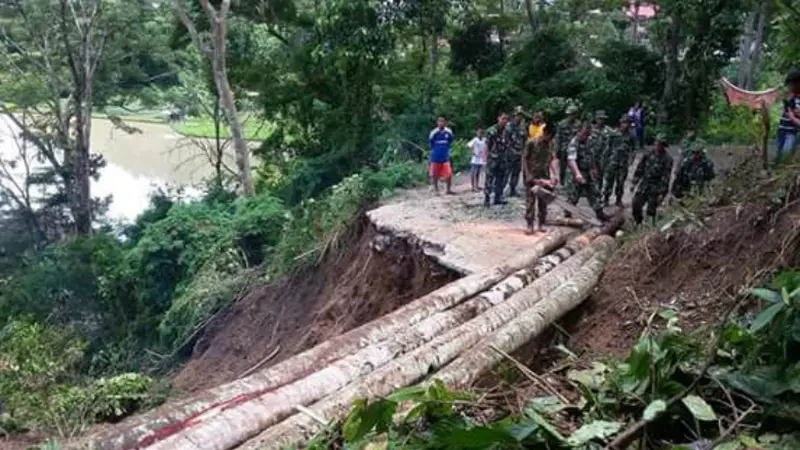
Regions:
[[93, 107, 273, 141]]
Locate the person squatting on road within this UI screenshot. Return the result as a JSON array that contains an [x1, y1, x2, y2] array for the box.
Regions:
[[504, 106, 529, 197], [603, 115, 637, 207], [428, 116, 454, 195], [556, 104, 581, 185], [673, 140, 715, 199], [485, 112, 513, 206], [565, 122, 609, 222], [467, 127, 487, 192], [522, 125, 559, 234], [631, 133, 673, 225]]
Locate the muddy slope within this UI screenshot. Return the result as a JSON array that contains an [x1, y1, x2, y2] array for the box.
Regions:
[[570, 164, 800, 357], [173, 216, 459, 392]]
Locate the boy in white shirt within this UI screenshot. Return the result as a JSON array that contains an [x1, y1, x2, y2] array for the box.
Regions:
[[467, 127, 487, 192]]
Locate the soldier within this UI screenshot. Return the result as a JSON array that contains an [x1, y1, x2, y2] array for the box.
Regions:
[[673, 141, 715, 199], [484, 112, 513, 207], [556, 104, 581, 184], [631, 133, 673, 225], [603, 115, 636, 207], [565, 122, 608, 222], [590, 110, 613, 192], [522, 125, 558, 233], [505, 106, 528, 197]]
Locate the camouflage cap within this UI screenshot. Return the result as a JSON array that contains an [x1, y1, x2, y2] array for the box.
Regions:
[[692, 139, 708, 152], [619, 114, 631, 123], [566, 104, 579, 114], [514, 105, 526, 115], [655, 133, 668, 143], [595, 110, 608, 119]]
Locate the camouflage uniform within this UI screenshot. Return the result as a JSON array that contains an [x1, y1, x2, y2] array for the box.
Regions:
[[673, 151, 715, 199], [631, 143, 673, 224], [565, 134, 605, 219], [505, 118, 528, 196], [484, 123, 514, 205], [603, 126, 636, 205], [556, 115, 581, 184], [522, 136, 556, 228]]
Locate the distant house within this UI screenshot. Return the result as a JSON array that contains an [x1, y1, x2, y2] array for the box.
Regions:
[[625, 1, 659, 45]]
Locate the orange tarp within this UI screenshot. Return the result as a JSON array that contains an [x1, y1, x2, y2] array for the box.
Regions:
[[720, 77, 781, 110]]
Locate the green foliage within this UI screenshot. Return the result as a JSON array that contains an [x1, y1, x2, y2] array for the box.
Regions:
[[0, 319, 153, 436], [704, 92, 766, 145], [267, 161, 426, 276], [232, 194, 288, 265]]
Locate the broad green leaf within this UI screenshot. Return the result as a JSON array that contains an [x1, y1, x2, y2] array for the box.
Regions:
[[658, 308, 678, 320], [681, 395, 717, 421], [528, 396, 567, 415], [434, 426, 519, 448], [748, 287, 782, 304], [387, 385, 426, 402], [642, 399, 667, 422], [712, 441, 740, 450], [567, 362, 607, 390], [567, 420, 622, 445], [749, 302, 785, 333], [739, 435, 760, 447], [526, 409, 566, 442], [342, 399, 396, 442]]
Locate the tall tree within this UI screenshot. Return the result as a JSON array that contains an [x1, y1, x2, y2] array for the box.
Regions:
[[174, 0, 256, 197], [0, 0, 138, 235]]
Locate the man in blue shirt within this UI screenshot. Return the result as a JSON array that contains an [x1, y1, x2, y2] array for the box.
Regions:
[[429, 116, 455, 195], [777, 70, 800, 165]]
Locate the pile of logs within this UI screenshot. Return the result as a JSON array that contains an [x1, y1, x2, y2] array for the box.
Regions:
[[78, 218, 621, 450]]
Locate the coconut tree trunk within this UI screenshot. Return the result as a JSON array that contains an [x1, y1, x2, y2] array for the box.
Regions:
[[236, 238, 615, 450], [79, 228, 575, 450], [139, 230, 608, 450], [435, 237, 615, 388]]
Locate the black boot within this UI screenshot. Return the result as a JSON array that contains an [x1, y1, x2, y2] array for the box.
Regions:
[[508, 190, 519, 198], [494, 196, 508, 205], [484, 196, 491, 207]]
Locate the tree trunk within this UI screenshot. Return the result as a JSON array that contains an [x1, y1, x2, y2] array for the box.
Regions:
[[79, 229, 576, 450], [738, 10, 756, 89], [524, 0, 536, 31], [237, 238, 616, 450], [745, 0, 770, 90], [435, 238, 614, 388], [71, 19, 95, 235], [211, 16, 255, 197], [661, 11, 681, 125], [213, 98, 223, 189]]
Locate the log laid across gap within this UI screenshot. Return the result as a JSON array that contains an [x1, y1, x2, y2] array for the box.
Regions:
[[434, 235, 616, 389], [236, 238, 615, 450], [81, 228, 576, 450]]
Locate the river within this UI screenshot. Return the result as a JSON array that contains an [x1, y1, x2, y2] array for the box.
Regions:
[[0, 117, 242, 223]]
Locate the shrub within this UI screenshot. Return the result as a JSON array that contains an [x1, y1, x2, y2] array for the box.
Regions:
[[232, 194, 288, 265], [0, 319, 154, 437], [126, 201, 235, 316]]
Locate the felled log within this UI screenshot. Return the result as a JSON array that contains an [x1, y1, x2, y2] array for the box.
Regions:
[[237, 239, 615, 450], [80, 228, 576, 450], [434, 235, 615, 388]]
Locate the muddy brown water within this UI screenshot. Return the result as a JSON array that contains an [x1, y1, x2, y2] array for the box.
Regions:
[[0, 117, 251, 221]]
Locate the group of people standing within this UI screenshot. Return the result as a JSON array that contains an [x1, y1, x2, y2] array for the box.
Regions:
[[428, 103, 716, 234]]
